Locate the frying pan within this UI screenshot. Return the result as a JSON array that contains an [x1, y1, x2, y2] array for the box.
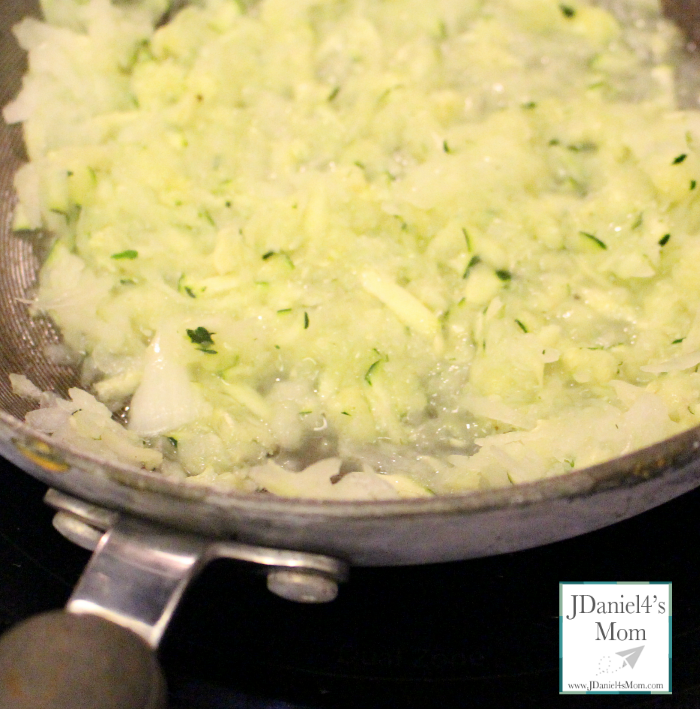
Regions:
[[0, 1, 699, 706]]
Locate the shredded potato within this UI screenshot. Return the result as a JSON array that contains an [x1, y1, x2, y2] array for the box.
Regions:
[[6, 0, 700, 498]]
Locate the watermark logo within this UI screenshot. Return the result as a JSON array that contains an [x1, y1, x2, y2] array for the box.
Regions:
[[615, 646, 644, 669], [560, 582, 671, 694]]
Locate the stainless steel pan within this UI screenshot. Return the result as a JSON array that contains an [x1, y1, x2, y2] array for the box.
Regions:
[[0, 1, 699, 706]]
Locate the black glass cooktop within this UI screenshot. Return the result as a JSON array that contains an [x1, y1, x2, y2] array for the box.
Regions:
[[1, 459, 699, 708]]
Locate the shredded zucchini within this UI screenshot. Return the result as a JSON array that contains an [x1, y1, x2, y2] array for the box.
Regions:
[[5, 0, 700, 497]]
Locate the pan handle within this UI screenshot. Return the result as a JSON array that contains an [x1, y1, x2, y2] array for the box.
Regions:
[[65, 515, 211, 647], [0, 500, 349, 708], [0, 514, 209, 709], [0, 610, 166, 709]]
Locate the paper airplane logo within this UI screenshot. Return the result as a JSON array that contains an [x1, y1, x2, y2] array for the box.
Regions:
[[616, 646, 644, 669]]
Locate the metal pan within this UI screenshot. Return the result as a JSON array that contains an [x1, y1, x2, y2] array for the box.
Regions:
[[0, 1, 699, 707]]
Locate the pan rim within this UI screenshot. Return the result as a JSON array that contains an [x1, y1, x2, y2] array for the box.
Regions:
[[2, 404, 699, 519]]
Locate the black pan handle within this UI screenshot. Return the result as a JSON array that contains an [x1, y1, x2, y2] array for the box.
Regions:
[[0, 610, 167, 709]]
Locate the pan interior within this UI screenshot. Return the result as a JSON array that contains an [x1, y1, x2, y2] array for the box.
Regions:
[[0, 0, 82, 421], [2, 0, 700, 502]]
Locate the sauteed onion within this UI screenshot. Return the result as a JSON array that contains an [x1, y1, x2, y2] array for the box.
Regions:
[[6, 0, 700, 499]]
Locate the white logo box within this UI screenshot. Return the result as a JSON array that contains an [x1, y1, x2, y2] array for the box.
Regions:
[[560, 582, 671, 695]]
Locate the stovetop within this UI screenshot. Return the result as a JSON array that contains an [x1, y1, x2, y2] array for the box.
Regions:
[[1, 459, 699, 709]]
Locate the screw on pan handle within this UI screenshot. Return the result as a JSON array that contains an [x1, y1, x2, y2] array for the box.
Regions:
[[0, 610, 167, 709]]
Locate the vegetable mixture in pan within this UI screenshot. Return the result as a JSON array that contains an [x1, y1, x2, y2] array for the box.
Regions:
[[6, 0, 700, 499]]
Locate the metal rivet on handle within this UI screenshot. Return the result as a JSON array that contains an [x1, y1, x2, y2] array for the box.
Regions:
[[52, 510, 105, 551], [266, 569, 339, 603]]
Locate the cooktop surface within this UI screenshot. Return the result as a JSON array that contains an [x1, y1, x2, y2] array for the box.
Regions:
[[0, 459, 698, 708]]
